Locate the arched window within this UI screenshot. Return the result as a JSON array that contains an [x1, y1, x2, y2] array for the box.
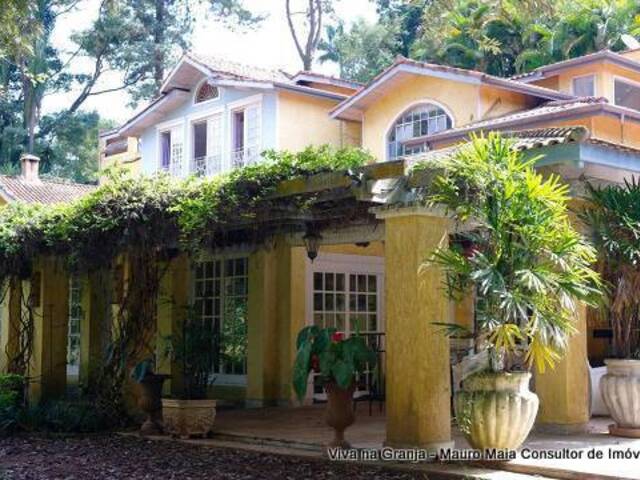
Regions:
[[387, 103, 452, 160], [195, 82, 219, 104]]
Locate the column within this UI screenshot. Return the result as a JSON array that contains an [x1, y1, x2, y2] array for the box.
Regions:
[[156, 253, 190, 396], [79, 269, 111, 390], [377, 207, 453, 450], [535, 302, 590, 433], [246, 246, 279, 407], [30, 256, 69, 403]]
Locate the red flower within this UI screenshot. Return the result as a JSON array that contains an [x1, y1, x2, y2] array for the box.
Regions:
[[331, 332, 344, 342], [310, 354, 320, 372]]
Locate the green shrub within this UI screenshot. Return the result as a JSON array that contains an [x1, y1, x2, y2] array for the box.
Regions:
[[25, 400, 113, 434]]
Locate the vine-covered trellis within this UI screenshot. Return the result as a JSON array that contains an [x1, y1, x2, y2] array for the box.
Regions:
[[0, 146, 374, 419]]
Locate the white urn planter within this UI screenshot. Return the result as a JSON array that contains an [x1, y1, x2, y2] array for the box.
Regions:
[[162, 398, 217, 439], [600, 359, 640, 437], [455, 372, 539, 450]]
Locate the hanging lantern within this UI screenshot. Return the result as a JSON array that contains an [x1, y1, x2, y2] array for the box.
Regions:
[[303, 230, 322, 262]]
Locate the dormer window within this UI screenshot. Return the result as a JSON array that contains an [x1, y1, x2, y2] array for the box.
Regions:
[[195, 82, 219, 104], [387, 103, 452, 160]]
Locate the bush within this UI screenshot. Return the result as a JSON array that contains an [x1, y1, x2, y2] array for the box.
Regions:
[[0, 374, 25, 435], [25, 400, 113, 434]]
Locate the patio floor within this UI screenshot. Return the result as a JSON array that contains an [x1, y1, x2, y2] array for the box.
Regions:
[[209, 405, 640, 480]]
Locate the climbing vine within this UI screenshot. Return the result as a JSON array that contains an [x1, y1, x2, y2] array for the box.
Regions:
[[0, 145, 372, 416]]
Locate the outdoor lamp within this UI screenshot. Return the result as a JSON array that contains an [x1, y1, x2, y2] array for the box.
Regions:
[[303, 230, 322, 262]]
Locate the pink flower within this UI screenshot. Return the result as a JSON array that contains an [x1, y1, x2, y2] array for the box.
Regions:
[[331, 332, 344, 342]]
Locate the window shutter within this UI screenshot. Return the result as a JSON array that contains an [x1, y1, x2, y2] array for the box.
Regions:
[[244, 104, 261, 163], [170, 124, 184, 176], [207, 113, 223, 173]]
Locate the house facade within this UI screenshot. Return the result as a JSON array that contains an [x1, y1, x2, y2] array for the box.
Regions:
[[6, 48, 640, 449]]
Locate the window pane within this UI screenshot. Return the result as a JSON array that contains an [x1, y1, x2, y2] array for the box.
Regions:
[[615, 79, 640, 111], [572, 76, 595, 97]]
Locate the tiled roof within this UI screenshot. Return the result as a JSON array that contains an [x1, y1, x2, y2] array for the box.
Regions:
[[0, 176, 96, 205], [419, 97, 608, 144], [510, 49, 640, 82], [406, 126, 590, 166], [187, 53, 291, 84]]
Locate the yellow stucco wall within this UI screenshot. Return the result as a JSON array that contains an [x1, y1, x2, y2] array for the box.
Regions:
[[360, 75, 535, 161], [99, 137, 141, 181], [531, 62, 640, 104], [276, 92, 361, 151]]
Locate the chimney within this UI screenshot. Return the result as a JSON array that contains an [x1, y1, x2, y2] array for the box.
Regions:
[[20, 154, 40, 182]]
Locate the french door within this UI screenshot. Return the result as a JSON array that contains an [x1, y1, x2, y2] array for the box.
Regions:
[[305, 253, 384, 401]]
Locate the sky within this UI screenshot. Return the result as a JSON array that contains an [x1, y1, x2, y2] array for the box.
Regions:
[[45, 0, 378, 124]]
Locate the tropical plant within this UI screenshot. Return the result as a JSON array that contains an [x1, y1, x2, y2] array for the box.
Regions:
[[418, 133, 601, 373], [160, 309, 218, 400], [292, 326, 376, 401], [582, 179, 640, 359]]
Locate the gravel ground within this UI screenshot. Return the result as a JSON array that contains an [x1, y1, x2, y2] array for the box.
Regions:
[[0, 434, 429, 480]]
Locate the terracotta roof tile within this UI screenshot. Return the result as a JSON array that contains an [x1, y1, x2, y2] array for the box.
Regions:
[[187, 53, 291, 84], [0, 176, 96, 205]]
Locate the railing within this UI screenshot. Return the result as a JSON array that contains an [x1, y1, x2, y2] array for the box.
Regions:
[[231, 146, 259, 169], [192, 155, 223, 177], [159, 160, 183, 177]]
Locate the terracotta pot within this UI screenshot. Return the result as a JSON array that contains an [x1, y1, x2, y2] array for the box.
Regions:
[[325, 382, 355, 448], [162, 398, 217, 439], [455, 371, 538, 450], [600, 359, 640, 437], [137, 374, 169, 435]]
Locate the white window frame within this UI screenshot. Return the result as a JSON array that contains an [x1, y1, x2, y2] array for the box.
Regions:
[[613, 75, 640, 111], [190, 253, 249, 386], [304, 252, 385, 402], [192, 78, 221, 106], [155, 119, 185, 176], [384, 99, 455, 162], [67, 275, 82, 381], [228, 94, 262, 170], [188, 108, 224, 176], [571, 74, 596, 97]]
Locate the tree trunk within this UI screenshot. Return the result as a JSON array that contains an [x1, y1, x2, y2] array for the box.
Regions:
[[153, 0, 166, 93]]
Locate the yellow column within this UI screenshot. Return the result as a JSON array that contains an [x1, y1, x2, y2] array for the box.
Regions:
[[246, 247, 279, 407], [245, 239, 306, 407], [535, 303, 590, 433], [378, 207, 453, 450], [79, 269, 110, 389], [30, 257, 69, 403], [156, 254, 190, 396], [0, 278, 23, 373], [276, 243, 306, 406]]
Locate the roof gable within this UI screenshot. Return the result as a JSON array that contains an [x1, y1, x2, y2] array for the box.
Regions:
[[331, 57, 574, 121]]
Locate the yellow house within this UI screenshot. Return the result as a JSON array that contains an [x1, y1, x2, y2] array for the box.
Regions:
[[7, 49, 640, 449]]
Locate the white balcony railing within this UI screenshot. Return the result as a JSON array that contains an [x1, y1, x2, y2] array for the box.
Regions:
[[192, 155, 223, 176], [231, 146, 259, 169]]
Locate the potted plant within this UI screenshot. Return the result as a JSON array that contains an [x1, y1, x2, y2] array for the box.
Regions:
[[131, 358, 170, 435], [293, 326, 376, 448], [583, 179, 640, 437], [425, 133, 601, 450], [160, 310, 218, 439]]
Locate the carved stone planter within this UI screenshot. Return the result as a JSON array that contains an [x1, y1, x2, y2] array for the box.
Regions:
[[455, 372, 538, 450], [600, 359, 640, 438], [325, 382, 356, 448], [162, 398, 217, 439]]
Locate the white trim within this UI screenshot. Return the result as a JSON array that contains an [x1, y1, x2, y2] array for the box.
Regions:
[[209, 79, 274, 90], [227, 94, 264, 111], [187, 106, 225, 123], [160, 55, 212, 94], [189, 253, 250, 387], [571, 73, 597, 96], [383, 99, 456, 162], [155, 117, 185, 132], [613, 75, 640, 110], [192, 78, 221, 106]]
